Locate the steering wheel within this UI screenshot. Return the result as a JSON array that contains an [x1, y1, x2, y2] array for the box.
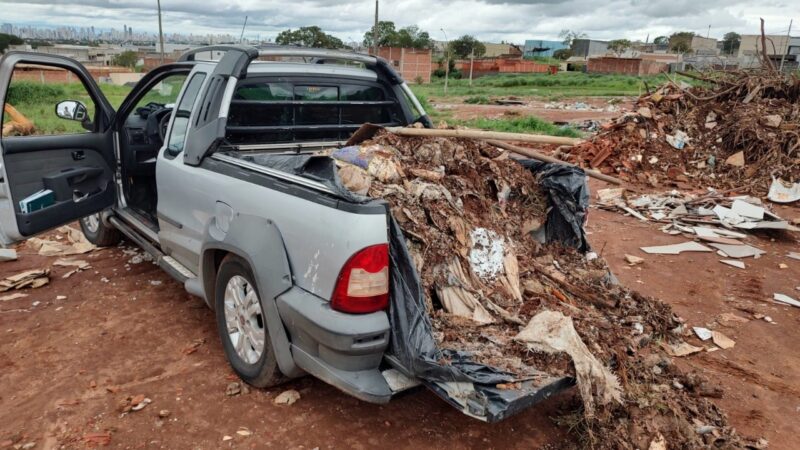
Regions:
[[158, 109, 173, 142]]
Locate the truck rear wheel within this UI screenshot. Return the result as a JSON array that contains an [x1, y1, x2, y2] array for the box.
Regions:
[[79, 213, 122, 247], [215, 254, 285, 388]]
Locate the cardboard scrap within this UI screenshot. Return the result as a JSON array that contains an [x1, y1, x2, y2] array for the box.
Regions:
[[711, 331, 735, 349], [27, 226, 95, 257], [0, 292, 28, 301], [668, 342, 703, 357], [640, 241, 712, 255], [0, 268, 50, 292], [515, 310, 622, 418]]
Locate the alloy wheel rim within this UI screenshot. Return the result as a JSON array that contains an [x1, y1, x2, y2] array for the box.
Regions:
[[223, 275, 265, 364], [84, 214, 100, 233]]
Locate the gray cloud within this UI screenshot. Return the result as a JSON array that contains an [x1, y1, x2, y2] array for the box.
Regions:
[[0, 0, 795, 43]]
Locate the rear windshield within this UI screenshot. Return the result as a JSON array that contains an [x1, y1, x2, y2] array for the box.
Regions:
[[226, 78, 403, 144]]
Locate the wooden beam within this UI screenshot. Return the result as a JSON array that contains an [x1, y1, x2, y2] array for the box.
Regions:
[[384, 126, 582, 146]]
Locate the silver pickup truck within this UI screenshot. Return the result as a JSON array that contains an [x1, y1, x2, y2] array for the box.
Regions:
[[0, 46, 430, 403], [0, 46, 570, 420]]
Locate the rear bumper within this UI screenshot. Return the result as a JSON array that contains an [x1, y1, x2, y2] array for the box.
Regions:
[[276, 287, 392, 403]]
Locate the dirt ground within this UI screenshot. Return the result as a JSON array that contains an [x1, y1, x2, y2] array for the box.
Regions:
[[1, 200, 799, 448], [432, 97, 635, 123], [2, 191, 798, 449]]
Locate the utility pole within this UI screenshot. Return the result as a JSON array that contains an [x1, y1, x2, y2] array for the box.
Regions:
[[779, 19, 793, 72], [373, 0, 379, 55], [469, 47, 474, 87], [157, 0, 165, 64], [707, 24, 711, 39], [441, 28, 449, 95], [239, 16, 248, 44]]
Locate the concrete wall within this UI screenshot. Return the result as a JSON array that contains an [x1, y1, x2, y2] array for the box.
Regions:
[[373, 47, 432, 83], [587, 57, 668, 75], [737, 34, 791, 58], [691, 36, 719, 54], [571, 39, 608, 58]]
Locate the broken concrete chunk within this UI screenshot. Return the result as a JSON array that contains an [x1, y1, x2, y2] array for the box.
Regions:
[[708, 243, 765, 259], [624, 254, 644, 265], [767, 177, 800, 204], [773, 293, 800, 308], [720, 259, 746, 269], [0, 248, 18, 262], [762, 114, 782, 128], [640, 241, 712, 255], [692, 327, 713, 341], [273, 389, 301, 405], [730, 199, 764, 220]]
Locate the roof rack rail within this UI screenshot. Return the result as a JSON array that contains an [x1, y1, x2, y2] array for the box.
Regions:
[[177, 45, 259, 62], [178, 45, 377, 65]]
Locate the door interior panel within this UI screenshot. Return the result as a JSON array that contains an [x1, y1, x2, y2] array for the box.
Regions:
[[2, 133, 114, 236]]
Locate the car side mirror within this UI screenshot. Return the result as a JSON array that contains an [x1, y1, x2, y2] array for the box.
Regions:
[[55, 100, 88, 122]]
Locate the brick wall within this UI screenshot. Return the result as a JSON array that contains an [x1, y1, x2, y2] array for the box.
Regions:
[[587, 57, 668, 75], [373, 47, 432, 84], [11, 65, 134, 83], [454, 58, 552, 77]]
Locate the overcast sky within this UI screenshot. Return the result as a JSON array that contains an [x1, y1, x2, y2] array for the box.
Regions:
[[0, 0, 797, 43]]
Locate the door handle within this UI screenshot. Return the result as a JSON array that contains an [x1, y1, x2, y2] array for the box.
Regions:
[[71, 151, 85, 161]]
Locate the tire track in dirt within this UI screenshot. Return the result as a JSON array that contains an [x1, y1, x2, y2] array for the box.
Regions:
[[699, 356, 800, 398]]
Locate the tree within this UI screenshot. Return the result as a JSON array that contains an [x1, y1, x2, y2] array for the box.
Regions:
[[668, 31, 694, 54], [363, 21, 398, 48], [395, 26, 434, 50], [448, 35, 486, 59], [0, 33, 23, 53], [553, 48, 573, 60], [722, 32, 741, 55], [363, 22, 433, 50], [275, 26, 344, 49], [607, 39, 632, 57], [653, 36, 668, 45], [559, 29, 587, 47], [112, 50, 138, 68]]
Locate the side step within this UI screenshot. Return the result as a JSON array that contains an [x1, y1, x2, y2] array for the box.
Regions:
[[108, 216, 203, 300]]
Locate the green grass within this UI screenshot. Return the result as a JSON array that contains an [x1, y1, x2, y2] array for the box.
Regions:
[[4, 82, 136, 135], [411, 71, 697, 100], [463, 95, 491, 105], [454, 116, 582, 138]]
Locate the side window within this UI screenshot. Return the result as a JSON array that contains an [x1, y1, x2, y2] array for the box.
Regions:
[[2, 65, 99, 137], [165, 73, 206, 157], [134, 74, 187, 112]]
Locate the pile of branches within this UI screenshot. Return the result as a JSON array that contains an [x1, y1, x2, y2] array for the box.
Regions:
[[568, 70, 800, 194], [333, 131, 758, 448]]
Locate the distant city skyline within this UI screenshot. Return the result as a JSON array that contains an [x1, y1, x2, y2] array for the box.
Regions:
[[0, 1, 796, 46]]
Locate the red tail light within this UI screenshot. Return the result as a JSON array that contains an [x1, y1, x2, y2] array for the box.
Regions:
[[331, 244, 390, 314]]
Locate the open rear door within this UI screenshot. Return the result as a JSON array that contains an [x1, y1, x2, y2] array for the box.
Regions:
[[0, 52, 116, 245]]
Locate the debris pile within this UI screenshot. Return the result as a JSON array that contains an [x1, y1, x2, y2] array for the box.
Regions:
[[333, 130, 752, 448], [596, 187, 798, 269], [569, 71, 800, 194]]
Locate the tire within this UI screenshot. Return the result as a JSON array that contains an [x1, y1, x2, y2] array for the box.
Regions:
[[215, 254, 285, 388], [79, 213, 122, 247]]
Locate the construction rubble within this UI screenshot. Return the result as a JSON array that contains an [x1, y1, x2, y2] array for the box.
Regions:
[[331, 129, 759, 448], [568, 70, 800, 196]]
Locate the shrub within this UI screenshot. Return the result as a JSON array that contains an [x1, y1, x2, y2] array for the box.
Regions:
[[6, 82, 66, 105]]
